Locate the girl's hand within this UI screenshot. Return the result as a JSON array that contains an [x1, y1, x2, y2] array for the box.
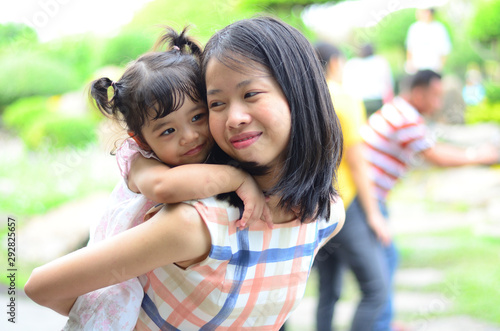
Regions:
[[367, 212, 391, 246], [235, 174, 273, 230]]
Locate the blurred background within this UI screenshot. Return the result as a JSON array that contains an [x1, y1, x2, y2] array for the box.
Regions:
[[1, 0, 500, 330]]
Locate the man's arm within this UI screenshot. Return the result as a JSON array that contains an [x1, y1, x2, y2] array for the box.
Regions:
[[420, 143, 499, 167]]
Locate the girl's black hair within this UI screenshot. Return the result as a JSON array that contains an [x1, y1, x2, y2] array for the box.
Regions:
[[202, 16, 343, 223], [89, 26, 204, 145]]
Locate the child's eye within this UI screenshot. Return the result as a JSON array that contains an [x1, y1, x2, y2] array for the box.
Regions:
[[161, 128, 175, 136], [192, 113, 206, 122]]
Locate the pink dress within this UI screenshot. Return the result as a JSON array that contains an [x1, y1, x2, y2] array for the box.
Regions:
[[64, 139, 159, 331]]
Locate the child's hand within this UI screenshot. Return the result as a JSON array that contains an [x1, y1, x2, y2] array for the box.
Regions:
[[235, 174, 273, 230]]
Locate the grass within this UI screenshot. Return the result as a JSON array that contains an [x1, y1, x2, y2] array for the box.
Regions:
[[397, 227, 500, 325], [0, 142, 119, 221], [294, 226, 500, 331], [0, 138, 119, 287]]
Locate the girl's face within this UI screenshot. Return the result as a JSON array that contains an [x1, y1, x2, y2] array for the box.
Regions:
[[141, 98, 214, 166], [205, 58, 291, 170]]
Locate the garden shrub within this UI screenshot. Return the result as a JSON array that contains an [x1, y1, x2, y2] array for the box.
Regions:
[[40, 34, 104, 82], [99, 31, 155, 67], [485, 81, 500, 104], [465, 102, 500, 125], [3, 96, 98, 150], [2, 96, 50, 131], [0, 51, 81, 107], [23, 114, 98, 150]]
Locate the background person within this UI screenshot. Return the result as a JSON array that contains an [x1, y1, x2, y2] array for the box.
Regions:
[[362, 69, 499, 331], [342, 43, 394, 117], [405, 8, 451, 74], [313, 41, 390, 331]]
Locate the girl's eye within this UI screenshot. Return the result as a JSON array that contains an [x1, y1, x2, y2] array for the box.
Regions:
[[161, 128, 175, 136], [192, 113, 206, 122], [244, 92, 259, 99], [209, 101, 223, 109]]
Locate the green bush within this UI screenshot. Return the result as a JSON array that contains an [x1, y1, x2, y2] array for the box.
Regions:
[[465, 101, 500, 124], [0, 22, 38, 49], [0, 51, 81, 107], [40, 34, 104, 82], [23, 115, 98, 150], [2, 96, 50, 131], [3, 96, 98, 150], [485, 81, 500, 104], [469, 0, 500, 45], [100, 31, 155, 67]]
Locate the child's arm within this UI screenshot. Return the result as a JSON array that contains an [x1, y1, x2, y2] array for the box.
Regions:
[[25, 203, 211, 316], [128, 156, 272, 229]]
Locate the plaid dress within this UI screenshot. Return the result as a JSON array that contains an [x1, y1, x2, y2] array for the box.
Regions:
[[136, 197, 343, 330]]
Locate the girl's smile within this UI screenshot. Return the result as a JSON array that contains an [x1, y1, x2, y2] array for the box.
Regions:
[[229, 131, 262, 149]]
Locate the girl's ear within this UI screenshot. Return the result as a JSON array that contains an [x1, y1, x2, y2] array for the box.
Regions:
[[128, 131, 151, 151]]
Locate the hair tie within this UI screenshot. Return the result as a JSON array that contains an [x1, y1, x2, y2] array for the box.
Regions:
[[173, 45, 180, 51], [111, 81, 116, 88]]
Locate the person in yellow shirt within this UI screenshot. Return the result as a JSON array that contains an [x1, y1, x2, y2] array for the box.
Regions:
[[313, 42, 391, 331]]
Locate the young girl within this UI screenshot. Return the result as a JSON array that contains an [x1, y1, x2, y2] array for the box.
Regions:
[[64, 27, 271, 330], [25, 16, 345, 330]]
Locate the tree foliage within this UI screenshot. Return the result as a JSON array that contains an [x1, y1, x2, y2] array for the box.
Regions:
[[0, 23, 38, 49], [469, 0, 500, 45]]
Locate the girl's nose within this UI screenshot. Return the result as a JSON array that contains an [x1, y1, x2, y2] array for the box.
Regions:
[[180, 127, 200, 145], [226, 102, 251, 129]]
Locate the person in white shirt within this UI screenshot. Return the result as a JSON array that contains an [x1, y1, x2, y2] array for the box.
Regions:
[[343, 43, 394, 117], [405, 8, 451, 74]]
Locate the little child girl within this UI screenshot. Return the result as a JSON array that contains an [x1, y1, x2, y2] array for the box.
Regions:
[[64, 27, 271, 330]]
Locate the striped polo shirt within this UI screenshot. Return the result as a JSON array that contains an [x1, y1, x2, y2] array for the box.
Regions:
[[136, 196, 343, 330], [360, 96, 434, 200]]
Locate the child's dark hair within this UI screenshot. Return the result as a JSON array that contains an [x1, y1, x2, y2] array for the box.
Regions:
[[90, 27, 204, 146], [202, 16, 343, 223]]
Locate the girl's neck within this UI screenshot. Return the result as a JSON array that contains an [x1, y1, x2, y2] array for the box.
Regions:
[[253, 163, 281, 192], [254, 163, 297, 224], [266, 195, 298, 225]]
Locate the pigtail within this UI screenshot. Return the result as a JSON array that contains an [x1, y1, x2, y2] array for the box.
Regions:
[[89, 77, 118, 118], [154, 26, 202, 57]]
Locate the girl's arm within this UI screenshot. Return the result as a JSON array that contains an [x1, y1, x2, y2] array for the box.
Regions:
[[24, 203, 211, 316], [345, 143, 391, 246], [128, 156, 272, 228]]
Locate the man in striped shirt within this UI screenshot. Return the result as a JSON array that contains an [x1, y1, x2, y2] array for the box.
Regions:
[[361, 69, 499, 331]]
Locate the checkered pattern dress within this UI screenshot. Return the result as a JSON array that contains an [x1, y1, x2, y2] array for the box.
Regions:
[[136, 197, 343, 330]]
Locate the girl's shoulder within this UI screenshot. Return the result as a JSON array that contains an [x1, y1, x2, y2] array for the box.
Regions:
[[116, 138, 160, 179], [317, 197, 345, 246]]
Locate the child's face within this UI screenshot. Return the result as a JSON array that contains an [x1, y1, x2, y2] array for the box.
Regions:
[[205, 58, 291, 170], [141, 98, 214, 166]]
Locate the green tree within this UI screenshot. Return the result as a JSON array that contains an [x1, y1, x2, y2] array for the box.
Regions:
[[0, 23, 38, 49], [468, 0, 500, 60]]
